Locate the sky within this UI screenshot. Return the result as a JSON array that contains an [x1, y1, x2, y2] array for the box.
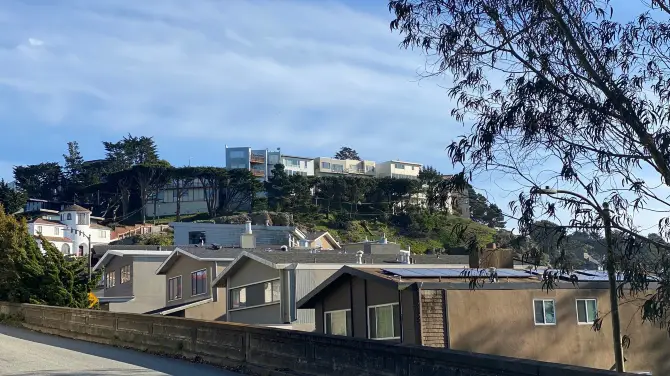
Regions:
[[0, 0, 665, 233]]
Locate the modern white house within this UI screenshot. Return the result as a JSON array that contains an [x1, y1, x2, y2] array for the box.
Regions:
[[280, 155, 314, 176], [28, 204, 114, 255], [376, 160, 423, 179], [313, 157, 377, 177]]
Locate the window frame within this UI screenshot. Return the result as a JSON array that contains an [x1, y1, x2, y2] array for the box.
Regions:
[[230, 286, 247, 309], [324, 309, 352, 337], [54, 226, 60, 236], [533, 299, 557, 325], [367, 303, 401, 340], [105, 271, 116, 289], [576, 298, 598, 325], [190, 269, 208, 296], [36, 225, 42, 234], [263, 279, 281, 303], [120, 265, 132, 284], [167, 275, 182, 301]]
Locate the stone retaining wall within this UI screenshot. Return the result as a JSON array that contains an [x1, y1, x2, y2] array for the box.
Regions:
[[0, 302, 628, 376]]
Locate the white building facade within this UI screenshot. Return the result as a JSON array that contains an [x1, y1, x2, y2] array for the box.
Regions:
[[29, 204, 113, 256]]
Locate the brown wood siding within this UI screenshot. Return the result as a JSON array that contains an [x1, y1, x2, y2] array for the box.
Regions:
[[420, 289, 446, 348]]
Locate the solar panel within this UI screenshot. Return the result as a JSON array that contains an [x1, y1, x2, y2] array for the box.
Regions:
[[496, 269, 533, 278], [381, 268, 424, 277]]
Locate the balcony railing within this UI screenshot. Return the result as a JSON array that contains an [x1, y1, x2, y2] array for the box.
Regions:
[[250, 155, 266, 164], [252, 170, 265, 177]]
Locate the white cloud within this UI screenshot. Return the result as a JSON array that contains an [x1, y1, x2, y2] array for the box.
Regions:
[[0, 0, 456, 159]]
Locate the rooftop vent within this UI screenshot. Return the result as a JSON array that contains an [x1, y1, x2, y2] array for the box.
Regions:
[[398, 250, 411, 264], [356, 250, 364, 264], [280, 245, 288, 252], [210, 243, 221, 250]]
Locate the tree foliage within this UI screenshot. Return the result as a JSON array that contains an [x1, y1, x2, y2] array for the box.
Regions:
[[0, 180, 27, 214], [0, 205, 95, 307], [388, 0, 670, 333], [14, 162, 62, 200], [334, 146, 361, 160]]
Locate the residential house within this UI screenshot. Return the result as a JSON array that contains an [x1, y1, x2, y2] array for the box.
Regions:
[[210, 247, 470, 331], [171, 220, 308, 248], [314, 157, 377, 178], [151, 246, 245, 319], [225, 145, 281, 182], [281, 155, 315, 176], [298, 267, 665, 375], [91, 248, 173, 313], [28, 204, 113, 255], [144, 179, 211, 218], [376, 160, 422, 180]]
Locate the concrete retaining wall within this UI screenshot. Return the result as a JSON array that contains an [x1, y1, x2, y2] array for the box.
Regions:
[[0, 302, 627, 376]]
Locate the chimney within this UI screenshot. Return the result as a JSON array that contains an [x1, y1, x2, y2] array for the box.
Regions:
[[240, 221, 256, 249], [398, 250, 410, 264], [379, 233, 388, 244], [356, 251, 364, 264]]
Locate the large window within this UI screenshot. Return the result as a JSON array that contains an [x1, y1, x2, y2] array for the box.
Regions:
[[264, 280, 281, 303], [576, 299, 598, 324], [321, 162, 331, 169], [229, 150, 245, 159], [77, 213, 89, 225], [191, 269, 207, 296], [120, 265, 131, 284], [168, 276, 182, 301], [332, 164, 344, 172], [231, 287, 247, 309], [188, 231, 206, 245], [325, 309, 352, 336], [534, 299, 557, 325], [368, 303, 400, 340], [100, 230, 107, 238], [105, 271, 116, 288], [36, 226, 42, 234], [54, 227, 60, 236]]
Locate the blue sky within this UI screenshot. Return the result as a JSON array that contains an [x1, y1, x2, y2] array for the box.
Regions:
[[0, 0, 665, 233]]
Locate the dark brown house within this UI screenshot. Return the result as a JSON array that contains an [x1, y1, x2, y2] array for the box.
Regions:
[[298, 266, 668, 375]]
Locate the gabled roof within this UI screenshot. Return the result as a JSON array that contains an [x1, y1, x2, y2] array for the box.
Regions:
[[297, 266, 404, 309], [34, 235, 72, 242], [92, 249, 172, 271], [304, 231, 341, 249], [89, 223, 111, 230], [29, 218, 66, 226], [210, 251, 470, 288], [155, 246, 245, 275], [61, 204, 91, 213]]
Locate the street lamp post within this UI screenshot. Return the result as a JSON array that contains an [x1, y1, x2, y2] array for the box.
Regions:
[[70, 228, 92, 282], [537, 187, 625, 372]]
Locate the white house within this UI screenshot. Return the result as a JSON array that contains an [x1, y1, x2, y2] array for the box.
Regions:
[[28, 204, 113, 256]]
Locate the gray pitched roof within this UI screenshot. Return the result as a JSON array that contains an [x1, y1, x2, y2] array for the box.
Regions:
[[92, 244, 178, 256], [305, 231, 328, 241], [179, 247, 246, 260], [61, 204, 91, 213], [244, 251, 469, 266]]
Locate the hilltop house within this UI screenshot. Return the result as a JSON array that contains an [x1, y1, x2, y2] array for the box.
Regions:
[[27, 204, 113, 255]]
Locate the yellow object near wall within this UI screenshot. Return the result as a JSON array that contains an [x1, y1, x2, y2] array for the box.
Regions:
[[88, 292, 98, 309]]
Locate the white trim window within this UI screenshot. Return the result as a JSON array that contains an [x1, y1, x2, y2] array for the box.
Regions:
[[120, 265, 131, 284], [368, 303, 400, 340], [231, 287, 247, 309], [325, 309, 352, 336], [168, 276, 182, 301], [533, 299, 557, 325], [263, 280, 281, 303], [54, 227, 60, 236], [191, 269, 207, 296], [105, 271, 116, 289], [576, 299, 598, 324]]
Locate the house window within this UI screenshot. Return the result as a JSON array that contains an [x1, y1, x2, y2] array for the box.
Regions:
[[576, 299, 598, 324], [325, 309, 352, 336], [229, 150, 245, 159], [191, 269, 207, 296], [36, 226, 42, 234], [77, 213, 89, 225], [188, 231, 206, 244], [54, 227, 60, 236], [67, 213, 72, 220], [321, 162, 331, 169], [534, 299, 557, 325], [105, 271, 116, 288], [263, 280, 281, 303], [332, 164, 344, 172], [231, 287, 247, 309], [120, 265, 131, 284], [395, 163, 405, 169], [368, 303, 400, 340], [168, 276, 182, 301], [100, 230, 106, 238]]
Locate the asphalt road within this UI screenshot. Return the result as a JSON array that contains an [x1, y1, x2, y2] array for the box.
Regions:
[[0, 325, 242, 376]]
